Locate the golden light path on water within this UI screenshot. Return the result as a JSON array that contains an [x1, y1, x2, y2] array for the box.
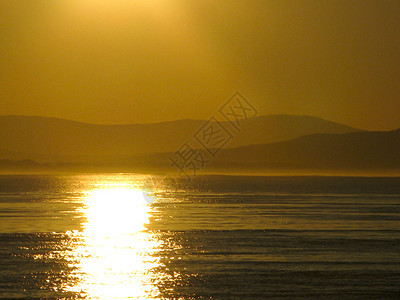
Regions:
[[63, 182, 167, 299]]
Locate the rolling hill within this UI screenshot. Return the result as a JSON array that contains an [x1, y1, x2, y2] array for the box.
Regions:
[[0, 115, 361, 162], [69, 128, 400, 174], [213, 129, 400, 171]]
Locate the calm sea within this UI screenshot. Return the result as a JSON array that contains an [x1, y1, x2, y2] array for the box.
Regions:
[[0, 174, 399, 299]]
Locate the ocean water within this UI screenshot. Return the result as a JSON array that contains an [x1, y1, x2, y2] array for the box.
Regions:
[[0, 174, 399, 299]]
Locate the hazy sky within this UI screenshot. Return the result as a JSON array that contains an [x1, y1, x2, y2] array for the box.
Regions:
[[1, 0, 399, 130]]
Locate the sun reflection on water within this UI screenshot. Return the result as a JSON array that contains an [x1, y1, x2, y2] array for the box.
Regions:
[[84, 188, 150, 234], [64, 184, 166, 299]]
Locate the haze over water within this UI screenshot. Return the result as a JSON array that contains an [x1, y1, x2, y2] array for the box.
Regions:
[[0, 174, 399, 299], [2, 1, 400, 298]]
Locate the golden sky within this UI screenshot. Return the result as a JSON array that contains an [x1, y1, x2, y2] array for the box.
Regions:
[[1, 0, 399, 130]]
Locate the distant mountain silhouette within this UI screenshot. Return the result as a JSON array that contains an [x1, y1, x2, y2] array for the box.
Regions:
[[0, 159, 41, 172], [73, 128, 400, 174], [1, 127, 399, 175], [226, 114, 362, 148], [213, 129, 400, 171], [0, 115, 361, 162]]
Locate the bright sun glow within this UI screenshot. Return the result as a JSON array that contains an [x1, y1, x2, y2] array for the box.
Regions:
[[84, 188, 150, 234], [64, 184, 166, 299]]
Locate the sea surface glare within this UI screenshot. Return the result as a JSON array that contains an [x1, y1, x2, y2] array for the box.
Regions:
[[0, 174, 399, 299]]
